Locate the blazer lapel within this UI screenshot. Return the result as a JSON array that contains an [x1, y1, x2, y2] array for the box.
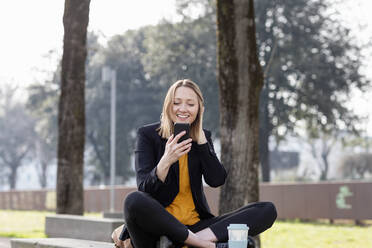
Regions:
[[187, 143, 197, 180]]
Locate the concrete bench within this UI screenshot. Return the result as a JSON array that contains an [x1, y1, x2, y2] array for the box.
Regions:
[[45, 214, 123, 242], [11, 237, 173, 248], [10, 238, 113, 248], [103, 211, 123, 219], [43, 215, 174, 248]]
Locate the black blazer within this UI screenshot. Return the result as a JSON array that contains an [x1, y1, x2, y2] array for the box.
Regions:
[[135, 122, 227, 219]]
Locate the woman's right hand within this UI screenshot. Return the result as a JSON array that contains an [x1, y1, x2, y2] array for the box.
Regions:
[[163, 131, 192, 165], [156, 131, 192, 182]]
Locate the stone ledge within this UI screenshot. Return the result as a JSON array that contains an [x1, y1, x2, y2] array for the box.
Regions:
[[10, 238, 113, 248], [45, 214, 123, 242], [103, 212, 123, 219], [11, 237, 174, 248]]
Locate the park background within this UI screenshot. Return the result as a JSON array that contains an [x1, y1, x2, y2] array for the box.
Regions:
[[1, 0, 372, 247]]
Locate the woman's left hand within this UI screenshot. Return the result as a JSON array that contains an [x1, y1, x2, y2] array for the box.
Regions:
[[197, 104, 207, 144]]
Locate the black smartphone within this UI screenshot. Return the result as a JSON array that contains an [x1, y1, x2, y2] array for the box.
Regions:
[[174, 123, 190, 143]]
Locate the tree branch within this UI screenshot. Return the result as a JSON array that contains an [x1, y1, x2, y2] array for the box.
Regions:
[[264, 39, 278, 78]]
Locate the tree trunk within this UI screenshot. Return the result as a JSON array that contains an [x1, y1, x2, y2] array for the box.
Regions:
[[57, 0, 90, 215], [259, 87, 271, 182], [217, 0, 264, 213], [9, 165, 17, 189], [38, 161, 48, 188], [319, 140, 331, 181]]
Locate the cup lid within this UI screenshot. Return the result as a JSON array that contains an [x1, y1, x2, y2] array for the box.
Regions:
[[227, 224, 249, 230]]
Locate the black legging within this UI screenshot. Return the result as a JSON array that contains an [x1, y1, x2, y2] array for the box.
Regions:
[[124, 191, 277, 248]]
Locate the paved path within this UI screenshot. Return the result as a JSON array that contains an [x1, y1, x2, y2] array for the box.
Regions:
[[0, 237, 10, 248]]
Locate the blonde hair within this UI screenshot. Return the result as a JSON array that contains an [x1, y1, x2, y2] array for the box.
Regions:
[[158, 79, 204, 140]]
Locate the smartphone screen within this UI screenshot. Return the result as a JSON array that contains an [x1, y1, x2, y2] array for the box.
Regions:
[[174, 123, 190, 143]]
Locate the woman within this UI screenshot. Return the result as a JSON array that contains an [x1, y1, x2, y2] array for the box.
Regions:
[[112, 79, 276, 248]]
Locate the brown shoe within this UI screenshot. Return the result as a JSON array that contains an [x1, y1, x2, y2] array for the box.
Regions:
[[112, 224, 132, 248]]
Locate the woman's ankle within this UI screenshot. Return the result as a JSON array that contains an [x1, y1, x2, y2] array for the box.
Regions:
[[184, 230, 216, 248]]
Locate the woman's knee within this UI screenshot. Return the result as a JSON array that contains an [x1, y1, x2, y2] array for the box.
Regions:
[[262, 201, 277, 226], [124, 191, 148, 214]]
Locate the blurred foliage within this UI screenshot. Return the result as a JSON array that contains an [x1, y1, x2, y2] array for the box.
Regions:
[[270, 150, 299, 170], [141, 19, 219, 133], [256, 0, 369, 181], [339, 153, 372, 179], [341, 134, 372, 152], [0, 86, 36, 189], [23, 0, 370, 186], [84, 30, 160, 184], [257, 0, 368, 136], [173, 0, 370, 182], [306, 130, 337, 180], [84, 17, 221, 183], [27, 64, 59, 188]]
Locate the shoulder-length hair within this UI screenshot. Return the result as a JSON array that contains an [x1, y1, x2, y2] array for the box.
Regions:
[[157, 79, 204, 141]]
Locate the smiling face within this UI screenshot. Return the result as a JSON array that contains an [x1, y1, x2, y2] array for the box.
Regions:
[[170, 86, 200, 124]]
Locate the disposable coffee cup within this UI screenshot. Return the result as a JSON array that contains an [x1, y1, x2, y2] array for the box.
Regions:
[[227, 224, 249, 248]]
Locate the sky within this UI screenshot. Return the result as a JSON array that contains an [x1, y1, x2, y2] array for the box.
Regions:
[[332, 0, 372, 134], [0, 0, 371, 133], [0, 0, 178, 87]]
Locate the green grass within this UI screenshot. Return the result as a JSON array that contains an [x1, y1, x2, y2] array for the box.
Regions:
[[0, 210, 100, 238], [1, 210, 372, 247], [261, 219, 372, 248]]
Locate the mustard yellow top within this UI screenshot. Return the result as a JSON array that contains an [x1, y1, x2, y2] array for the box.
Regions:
[[165, 154, 200, 225]]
